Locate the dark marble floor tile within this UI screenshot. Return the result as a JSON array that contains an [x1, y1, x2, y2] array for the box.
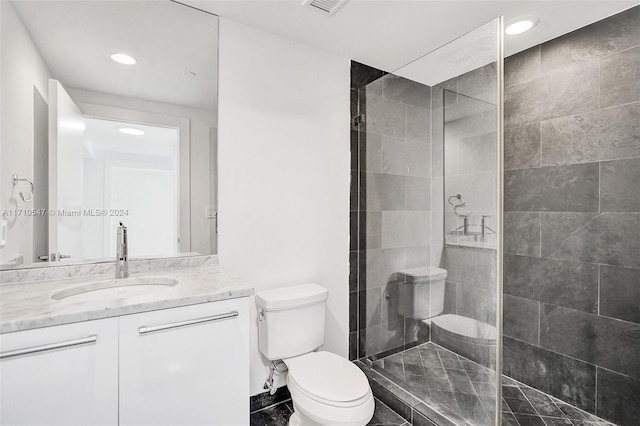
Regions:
[[455, 392, 492, 424], [519, 387, 565, 418], [556, 402, 600, 421], [600, 157, 640, 212], [548, 213, 640, 269], [503, 337, 596, 412], [368, 398, 409, 425], [541, 304, 640, 379], [504, 294, 540, 345], [249, 402, 292, 426], [540, 417, 574, 426], [502, 412, 521, 426], [250, 387, 292, 413], [505, 397, 538, 415], [502, 385, 526, 400], [514, 413, 547, 426], [449, 378, 476, 395], [465, 370, 494, 385], [504, 163, 599, 212], [596, 368, 640, 426], [411, 409, 438, 426], [599, 265, 640, 324], [368, 342, 619, 426], [439, 356, 464, 370], [379, 354, 406, 380], [600, 45, 640, 108], [540, 6, 640, 73], [505, 45, 541, 88], [505, 123, 541, 171], [540, 102, 640, 166], [504, 254, 598, 313], [504, 212, 541, 256]]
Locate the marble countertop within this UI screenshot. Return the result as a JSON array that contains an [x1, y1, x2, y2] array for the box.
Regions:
[[0, 265, 253, 334]]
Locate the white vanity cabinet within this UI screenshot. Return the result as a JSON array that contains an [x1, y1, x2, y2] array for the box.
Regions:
[[0, 317, 119, 426], [0, 297, 249, 426], [119, 297, 249, 426]]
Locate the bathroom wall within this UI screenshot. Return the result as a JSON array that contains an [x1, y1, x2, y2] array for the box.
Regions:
[[502, 6, 640, 424], [350, 65, 434, 359], [217, 18, 350, 396], [0, 0, 51, 265]]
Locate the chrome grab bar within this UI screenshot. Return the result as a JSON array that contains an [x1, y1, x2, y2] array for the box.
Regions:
[[0, 334, 97, 359], [138, 310, 239, 335]]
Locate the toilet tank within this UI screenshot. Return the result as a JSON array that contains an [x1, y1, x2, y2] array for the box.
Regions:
[[397, 267, 447, 318], [255, 283, 328, 360]]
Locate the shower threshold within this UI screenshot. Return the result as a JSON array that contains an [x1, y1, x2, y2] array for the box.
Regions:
[[356, 342, 613, 426]]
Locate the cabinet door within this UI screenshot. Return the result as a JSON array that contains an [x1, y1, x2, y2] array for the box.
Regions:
[[0, 318, 118, 426], [119, 298, 249, 426]]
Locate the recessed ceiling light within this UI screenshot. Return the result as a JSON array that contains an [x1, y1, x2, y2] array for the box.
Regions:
[[505, 16, 540, 35], [110, 53, 137, 65], [119, 128, 144, 136]]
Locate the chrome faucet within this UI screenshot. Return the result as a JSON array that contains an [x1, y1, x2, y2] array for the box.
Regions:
[[116, 222, 128, 279]]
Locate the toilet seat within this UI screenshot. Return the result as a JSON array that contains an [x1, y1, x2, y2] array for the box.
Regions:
[[284, 351, 370, 407], [283, 351, 374, 425]]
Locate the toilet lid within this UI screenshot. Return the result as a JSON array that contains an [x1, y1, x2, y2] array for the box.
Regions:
[[286, 351, 370, 404]]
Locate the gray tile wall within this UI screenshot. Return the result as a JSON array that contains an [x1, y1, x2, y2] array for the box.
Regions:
[[502, 6, 640, 425]]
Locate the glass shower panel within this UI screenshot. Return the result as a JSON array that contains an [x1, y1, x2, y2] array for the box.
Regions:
[[357, 18, 502, 426]]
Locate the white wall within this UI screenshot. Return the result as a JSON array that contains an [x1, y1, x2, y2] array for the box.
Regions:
[[0, 1, 51, 265], [217, 18, 350, 396]]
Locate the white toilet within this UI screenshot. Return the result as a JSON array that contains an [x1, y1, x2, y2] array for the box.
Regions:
[[256, 284, 375, 426]]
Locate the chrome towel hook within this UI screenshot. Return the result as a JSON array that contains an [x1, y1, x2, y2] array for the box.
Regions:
[[12, 174, 34, 203]]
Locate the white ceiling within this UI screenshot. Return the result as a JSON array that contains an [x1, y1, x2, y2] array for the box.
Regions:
[[184, 0, 637, 73], [12, 1, 218, 111], [11, 0, 636, 107]]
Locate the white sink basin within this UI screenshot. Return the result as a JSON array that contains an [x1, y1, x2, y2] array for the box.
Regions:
[[52, 277, 179, 303]]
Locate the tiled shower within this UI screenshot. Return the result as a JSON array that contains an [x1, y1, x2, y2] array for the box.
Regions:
[[350, 6, 639, 426]]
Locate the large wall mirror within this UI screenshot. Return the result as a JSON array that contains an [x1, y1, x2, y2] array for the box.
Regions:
[[0, 1, 218, 269]]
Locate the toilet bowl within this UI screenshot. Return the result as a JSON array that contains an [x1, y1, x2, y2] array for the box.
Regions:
[[256, 284, 374, 426], [284, 352, 374, 426]]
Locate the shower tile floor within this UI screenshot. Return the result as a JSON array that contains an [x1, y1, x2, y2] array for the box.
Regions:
[[250, 397, 409, 426], [371, 342, 614, 426]]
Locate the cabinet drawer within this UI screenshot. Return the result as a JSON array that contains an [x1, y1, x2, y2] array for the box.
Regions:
[[0, 318, 119, 426], [119, 298, 249, 426]]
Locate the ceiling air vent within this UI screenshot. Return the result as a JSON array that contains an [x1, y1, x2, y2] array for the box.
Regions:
[[302, 0, 349, 16]]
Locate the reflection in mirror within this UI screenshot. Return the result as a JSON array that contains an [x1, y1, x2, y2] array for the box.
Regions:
[[0, 1, 218, 269]]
